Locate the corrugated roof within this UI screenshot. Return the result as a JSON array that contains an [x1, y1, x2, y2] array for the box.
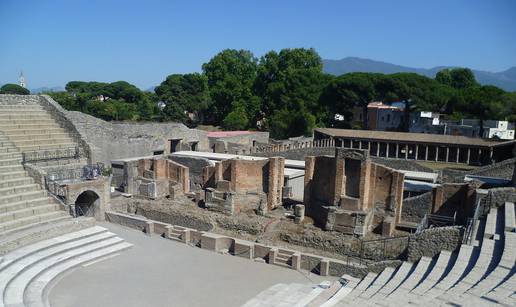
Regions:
[[315, 128, 515, 147]]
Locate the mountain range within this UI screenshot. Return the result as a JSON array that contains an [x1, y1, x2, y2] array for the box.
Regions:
[[322, 57, 516, 92]]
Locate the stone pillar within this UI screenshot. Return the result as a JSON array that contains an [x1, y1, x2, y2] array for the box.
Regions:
[[415, 144, 419, 160], [404, 144, 408, 159], [446, 147, 450, 163], [145, 221, 154, 236], [386, 143, 390, 158], [359, 140, 363, 149], [456, 147, 460, 163], [268, 248, 278, 264], [396, 143, 399, 158], [467, 148, 471, 164], [489, 147, 494, 162], [435, 146, 439, 162], [478, 148, 482, 164], [291, 253, 301, 270], [294, 204, 305, 224], [376, 142, 380, 156], [425, 146, 429, 161], [320, 259, 330, 276]]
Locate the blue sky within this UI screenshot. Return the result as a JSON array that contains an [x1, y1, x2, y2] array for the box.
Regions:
[[1, 0, 515, 89]]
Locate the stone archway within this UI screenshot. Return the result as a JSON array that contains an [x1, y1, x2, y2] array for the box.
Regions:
[[75, 190, 100, 217]]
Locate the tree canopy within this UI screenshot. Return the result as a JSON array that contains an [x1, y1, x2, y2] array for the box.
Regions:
[[46, 48, 516, 140], [0, 84, 30, 95]]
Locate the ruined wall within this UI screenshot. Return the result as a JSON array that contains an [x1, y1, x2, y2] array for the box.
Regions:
[[253, 146, 433, 172], [407, 226, 463, 262], [402, 192, 432, 223], [202, 157, 285, 214], [431, 183, 477, 223], [304, 148, 404, 236], [53, 105, 209, 165], [167, 155, 213, 190]]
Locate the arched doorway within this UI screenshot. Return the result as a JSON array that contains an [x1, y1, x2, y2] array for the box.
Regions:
[[75, 190, 100, 217]]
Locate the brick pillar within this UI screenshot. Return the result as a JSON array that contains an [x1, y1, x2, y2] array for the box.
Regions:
[[303, 157, 316, 210]]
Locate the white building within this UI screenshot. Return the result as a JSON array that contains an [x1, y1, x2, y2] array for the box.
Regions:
[[482, 120, 515, 140]]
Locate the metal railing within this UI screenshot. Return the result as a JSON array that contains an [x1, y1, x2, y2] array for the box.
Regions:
[[416, 212, 457, 234], [22, 146, 84, 164], [44, 163, 105, 200]]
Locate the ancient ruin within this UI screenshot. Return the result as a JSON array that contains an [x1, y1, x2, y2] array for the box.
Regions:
[[0, 94, 515, 307], [201, 157, 285, 214], [304, 148, 404, 236]]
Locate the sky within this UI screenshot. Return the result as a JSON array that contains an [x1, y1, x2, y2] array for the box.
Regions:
[[1, 0, 515, 89]]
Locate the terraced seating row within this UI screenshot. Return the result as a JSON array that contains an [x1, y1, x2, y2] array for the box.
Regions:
[[242, 202, 516, 306], [0, 136, 73, 242], [0, 102, 77, 153], [0, 226, 132, 307]]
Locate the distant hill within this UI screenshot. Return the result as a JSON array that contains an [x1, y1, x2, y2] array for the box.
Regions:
[[30, 86, 64, 94], [323, 57, 516, 91]]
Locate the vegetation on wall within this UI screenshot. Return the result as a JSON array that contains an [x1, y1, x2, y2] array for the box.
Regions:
[[46, 48, 516, 139]]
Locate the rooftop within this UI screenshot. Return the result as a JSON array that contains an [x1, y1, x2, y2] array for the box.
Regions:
[[315, 128, 516, 147], [207, 131, 253, 138]]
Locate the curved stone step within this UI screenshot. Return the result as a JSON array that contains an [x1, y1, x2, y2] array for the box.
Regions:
[[24, 241, 133, 307], [2, 236, 125, 306]]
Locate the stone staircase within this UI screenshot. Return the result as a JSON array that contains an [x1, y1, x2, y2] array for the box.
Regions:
[[0, 102, 77, 154], [0, 135, 71, 246], [0, 226, 132, 307], [242, 202, 516, 306]]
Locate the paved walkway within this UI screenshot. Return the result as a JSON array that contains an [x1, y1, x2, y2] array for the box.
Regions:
[[49, 222, 331, 307]]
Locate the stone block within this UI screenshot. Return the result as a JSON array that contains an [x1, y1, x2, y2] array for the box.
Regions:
[[320, 259, 330, 276], [234, 239, 254, 259], [291, 253, 301, 270]]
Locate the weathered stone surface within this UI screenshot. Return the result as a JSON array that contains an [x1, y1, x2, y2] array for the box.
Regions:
[[407, 226, 463, 262], [402, 192, 432, 223]]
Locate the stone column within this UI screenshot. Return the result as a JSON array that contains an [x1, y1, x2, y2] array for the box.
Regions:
[[435, 146, 439, 161], [376, 142, 380, 156], [446, 147, 450, 163], [415, 144, 419, 160], [359, 140, 363, 149], [404, 144, 408, 159], [478, 148, 482, 164], [489, 147, 494, 162], [425, 146, 429, 161], [456, 147, 460, 163], [386, 143, 390, 158], [396, 143, 399, 158], [466, 148, 471, 164]]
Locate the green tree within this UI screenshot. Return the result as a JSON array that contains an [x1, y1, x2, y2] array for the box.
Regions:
[[222, 105, 249, 130], [254, 48, 330, 137], [436, 68, 478, 89], [0, 84, 30, 95], [202, 49, 259, 124], [320, 73, 376, 128], [155, 73, 211, 124]]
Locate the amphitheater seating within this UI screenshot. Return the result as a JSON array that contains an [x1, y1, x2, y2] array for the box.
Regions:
[[0, 226, 132, 307], [242, 202, 516, 306], [0, 101, 77, 153], [0, 134, 72, 244]]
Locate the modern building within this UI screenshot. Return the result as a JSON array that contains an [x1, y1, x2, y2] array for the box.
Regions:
[[314, 127, 516, 165], [410, 114, 515, 140], [366, 102, 404, 131]]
